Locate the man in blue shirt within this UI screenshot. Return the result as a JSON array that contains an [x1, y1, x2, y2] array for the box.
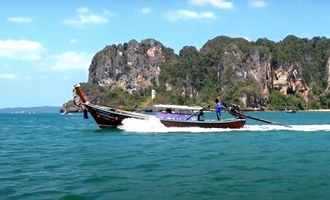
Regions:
[[215, 98, 223, 120]]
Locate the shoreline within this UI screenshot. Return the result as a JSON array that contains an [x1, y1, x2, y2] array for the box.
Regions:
[[58, 108, 330, 114], [304, 109, 330, 112]]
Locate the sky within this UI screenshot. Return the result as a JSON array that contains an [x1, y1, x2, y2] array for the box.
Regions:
[[1, 0, 330, 108]]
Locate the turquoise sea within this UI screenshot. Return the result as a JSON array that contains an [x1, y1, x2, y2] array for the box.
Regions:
[[1, 112, 330, 200]]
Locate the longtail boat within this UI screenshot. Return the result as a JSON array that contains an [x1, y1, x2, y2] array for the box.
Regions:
[[73, 85, 247, 129]]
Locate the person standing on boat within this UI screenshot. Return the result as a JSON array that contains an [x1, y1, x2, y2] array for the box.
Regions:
[[215, 98, 223, 120]]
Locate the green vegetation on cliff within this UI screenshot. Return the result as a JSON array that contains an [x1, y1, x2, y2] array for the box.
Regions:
[[154, 35, 330, 110], [268, 91, 305, 110]]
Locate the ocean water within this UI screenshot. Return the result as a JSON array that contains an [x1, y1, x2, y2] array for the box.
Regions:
[[1, 112, 330, 200]]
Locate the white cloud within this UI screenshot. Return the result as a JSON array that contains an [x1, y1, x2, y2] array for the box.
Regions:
[[64, 7, 109, 27], [0, 39, 91, 72], [8, 16, 33, 24], [77, 7, 89, 13], [0, 73, 17, 80], [234, 35, 252, 41], [249, 0, 267, 8], [51, 51, 92, 71], [0, 40, 44, 61], [141, 7, 152, 15], [70, 39, 78, 44], [166, 9, 216, 22], [242, 36, 251, 41], [190, 0, 233, 10]]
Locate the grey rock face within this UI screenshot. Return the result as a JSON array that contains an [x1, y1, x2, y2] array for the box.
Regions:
[[245, 47, 272, 96], [200, 40, 272, 95], [88, 39, 175, 93], [61, 100, 81, 113]]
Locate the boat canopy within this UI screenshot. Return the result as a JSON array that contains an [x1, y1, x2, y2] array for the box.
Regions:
[[153, 104, 203, 111]]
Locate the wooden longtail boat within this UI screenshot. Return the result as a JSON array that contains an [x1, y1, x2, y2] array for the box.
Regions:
[[74, 85, 149, 128], [73, 85, 246, 129]]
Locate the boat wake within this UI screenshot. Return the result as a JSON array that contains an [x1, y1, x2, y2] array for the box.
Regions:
[[118, 117, 330, 133]]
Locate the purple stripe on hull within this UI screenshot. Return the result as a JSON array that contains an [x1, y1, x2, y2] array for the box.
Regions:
[[156, 112, 195, 121]]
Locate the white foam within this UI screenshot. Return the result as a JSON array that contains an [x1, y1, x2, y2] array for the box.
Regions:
[[118, 117, 330, 133]]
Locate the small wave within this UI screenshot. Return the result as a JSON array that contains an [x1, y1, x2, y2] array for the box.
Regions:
[[118, 117, 330, 133]]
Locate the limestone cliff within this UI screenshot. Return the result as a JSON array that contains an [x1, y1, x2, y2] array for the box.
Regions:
[[63, 35, 330, 111], [88, 39, 175, 93], [199, 38, 273, 106]]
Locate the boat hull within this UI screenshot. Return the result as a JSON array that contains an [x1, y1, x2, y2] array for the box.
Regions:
[[160, 119, 246, 129], [85, 104, 147, 128]]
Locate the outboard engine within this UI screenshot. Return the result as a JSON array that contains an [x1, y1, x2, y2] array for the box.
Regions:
[[227, 104, 245, 119]]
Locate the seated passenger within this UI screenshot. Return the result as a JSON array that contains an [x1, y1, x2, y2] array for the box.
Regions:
[[197, 110, 204, 121]]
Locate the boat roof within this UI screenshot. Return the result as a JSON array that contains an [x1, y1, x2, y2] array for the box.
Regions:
[[153, 104, 203, 111]]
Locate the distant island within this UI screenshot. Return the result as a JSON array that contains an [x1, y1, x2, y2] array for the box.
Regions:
[[0, 106, 61, 114], [63, 35, 330, 112]]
